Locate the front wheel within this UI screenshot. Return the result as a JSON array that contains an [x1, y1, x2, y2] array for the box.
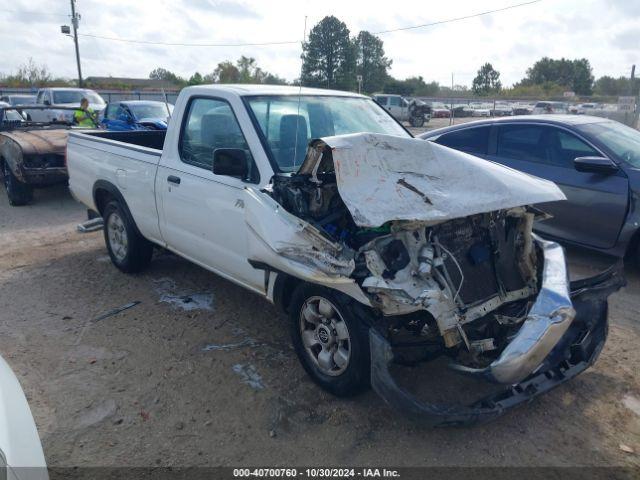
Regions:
[[103, 200, 153, 273], [2, 160, 33, 206], [409, 115, 425, 128], [289, 284, 371, 397]]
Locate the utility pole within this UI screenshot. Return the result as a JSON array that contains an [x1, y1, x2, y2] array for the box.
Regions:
[[630, 64, 636, 95], [70, 0, 83, 87]]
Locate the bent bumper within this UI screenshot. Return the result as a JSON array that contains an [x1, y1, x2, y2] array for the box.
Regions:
[[370, 258, 625, 427], [452, 237, 575, 384]]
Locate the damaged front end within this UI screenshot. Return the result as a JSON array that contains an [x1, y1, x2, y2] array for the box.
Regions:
[[245, 132, 624, 424]]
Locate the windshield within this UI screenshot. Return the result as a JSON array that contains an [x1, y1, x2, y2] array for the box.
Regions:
[[578, 121, 640, 168], [129, 103, 173, 120], [1, 108, 24, 122], [53, 90, 105, 105], [245, 95, 409, 171], [10, 95, 35, 105]]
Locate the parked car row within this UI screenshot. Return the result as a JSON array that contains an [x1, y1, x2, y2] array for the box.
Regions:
[[4, 88, 174, 131]]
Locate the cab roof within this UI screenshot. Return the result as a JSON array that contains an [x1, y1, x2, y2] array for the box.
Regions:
[[184, 84, 368, 98]]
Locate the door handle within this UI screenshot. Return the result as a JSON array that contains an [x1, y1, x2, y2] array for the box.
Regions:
[[167, 175, 181, 185]]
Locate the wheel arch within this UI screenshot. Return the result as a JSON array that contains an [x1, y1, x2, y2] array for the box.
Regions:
[[92, 180, 144, 239], [272, 271, 304, 314]]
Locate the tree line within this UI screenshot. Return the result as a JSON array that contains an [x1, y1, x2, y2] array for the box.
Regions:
[[1, 16, 638, 100]]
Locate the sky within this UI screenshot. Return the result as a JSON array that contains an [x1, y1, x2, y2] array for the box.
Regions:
[[1, 0, 638, 87]]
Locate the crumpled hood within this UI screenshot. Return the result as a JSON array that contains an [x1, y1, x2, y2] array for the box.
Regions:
[[299, 132, 566, 227]]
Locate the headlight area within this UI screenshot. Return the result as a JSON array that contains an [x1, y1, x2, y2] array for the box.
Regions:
[[22, 154, 65, 170]]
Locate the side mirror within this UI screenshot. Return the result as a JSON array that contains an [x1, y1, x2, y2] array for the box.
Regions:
[[574, 156, 619, 175], [43, 99, 50, 106], [212, 148, 248, 179]]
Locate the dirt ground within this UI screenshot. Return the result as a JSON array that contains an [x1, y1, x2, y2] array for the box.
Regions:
[[0, 178, 639, 469]]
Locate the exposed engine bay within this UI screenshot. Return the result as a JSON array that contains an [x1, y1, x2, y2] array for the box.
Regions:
[[264, 137, 549, 371]]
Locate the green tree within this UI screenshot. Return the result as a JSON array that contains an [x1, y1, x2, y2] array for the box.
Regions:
[[236, 56, 267, 83], [521, 57, 594, 95], [148, 67, 184, 85], [188, 72, 203, 85], [262, 73, 288, 85], [472, 63, 502, 96], [15, 58, 51, 86], [301, 16, 355, 90], [354, 31, 391, 93], [212, 61, 241, 83]]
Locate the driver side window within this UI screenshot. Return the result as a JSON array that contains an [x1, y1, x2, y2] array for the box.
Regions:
[[179, 97, 256, 181]]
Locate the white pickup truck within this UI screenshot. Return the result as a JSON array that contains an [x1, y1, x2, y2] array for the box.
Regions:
[[67, 84, 623, 425], [29, 87, 105, 123]]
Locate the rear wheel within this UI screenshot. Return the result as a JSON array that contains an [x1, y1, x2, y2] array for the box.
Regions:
[[103, 200, 153, 273], [289, 284, 371, 397], [2, 160, 33, 206]]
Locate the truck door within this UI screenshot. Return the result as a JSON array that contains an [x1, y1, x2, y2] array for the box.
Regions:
[[388, 96, 406, 121], [155, 96, 265, 292]]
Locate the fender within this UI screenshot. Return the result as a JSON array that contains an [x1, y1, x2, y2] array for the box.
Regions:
[[92, 179, 145, 240]]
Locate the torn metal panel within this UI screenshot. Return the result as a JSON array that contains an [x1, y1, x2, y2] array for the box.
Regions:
[[244, 187, 371, 306], [306, 133, 566, 228]]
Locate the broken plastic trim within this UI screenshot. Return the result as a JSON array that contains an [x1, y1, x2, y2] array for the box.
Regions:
[[369, 259, 624, 427]]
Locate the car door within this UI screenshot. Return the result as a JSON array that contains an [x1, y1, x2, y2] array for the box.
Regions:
[[486, 123, 628, 249], [155, 96, 265, 292]]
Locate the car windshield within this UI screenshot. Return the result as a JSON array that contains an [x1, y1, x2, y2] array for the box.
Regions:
[[245, 95, 409, 171], [10, 96, 35, 105], [129, 103, 173, 120], [53, 90, 105, 105], [578, 121, 640, 168], [0, 108, 24, 122]]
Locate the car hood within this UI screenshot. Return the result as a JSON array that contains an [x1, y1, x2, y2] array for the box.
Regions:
[[297, 132, 566, 227], [136, 117, 168, 128], [0, 129, 69, 156], [53, 102, 104, 111]]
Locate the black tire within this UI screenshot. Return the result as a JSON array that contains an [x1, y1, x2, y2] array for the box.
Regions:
[[409, 115, 424, 128], [289, 284, 371, 397], [2, 160, 33, 206], [103, 200, 153, 273]]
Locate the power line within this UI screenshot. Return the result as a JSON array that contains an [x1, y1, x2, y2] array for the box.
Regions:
[[77, 33, 299, 47], [72, 0, 541, 48], [372, 0, 542, 34], [1, 9, 68, 17]]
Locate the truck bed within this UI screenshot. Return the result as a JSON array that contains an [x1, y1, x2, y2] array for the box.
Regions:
[[78, 129, 166, 151]]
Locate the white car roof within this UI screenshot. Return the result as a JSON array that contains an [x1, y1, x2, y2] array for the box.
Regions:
[[184, 84, 367, 98]]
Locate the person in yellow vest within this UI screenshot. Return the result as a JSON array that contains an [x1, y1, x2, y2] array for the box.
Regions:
[[73, 98, 98, 127]]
